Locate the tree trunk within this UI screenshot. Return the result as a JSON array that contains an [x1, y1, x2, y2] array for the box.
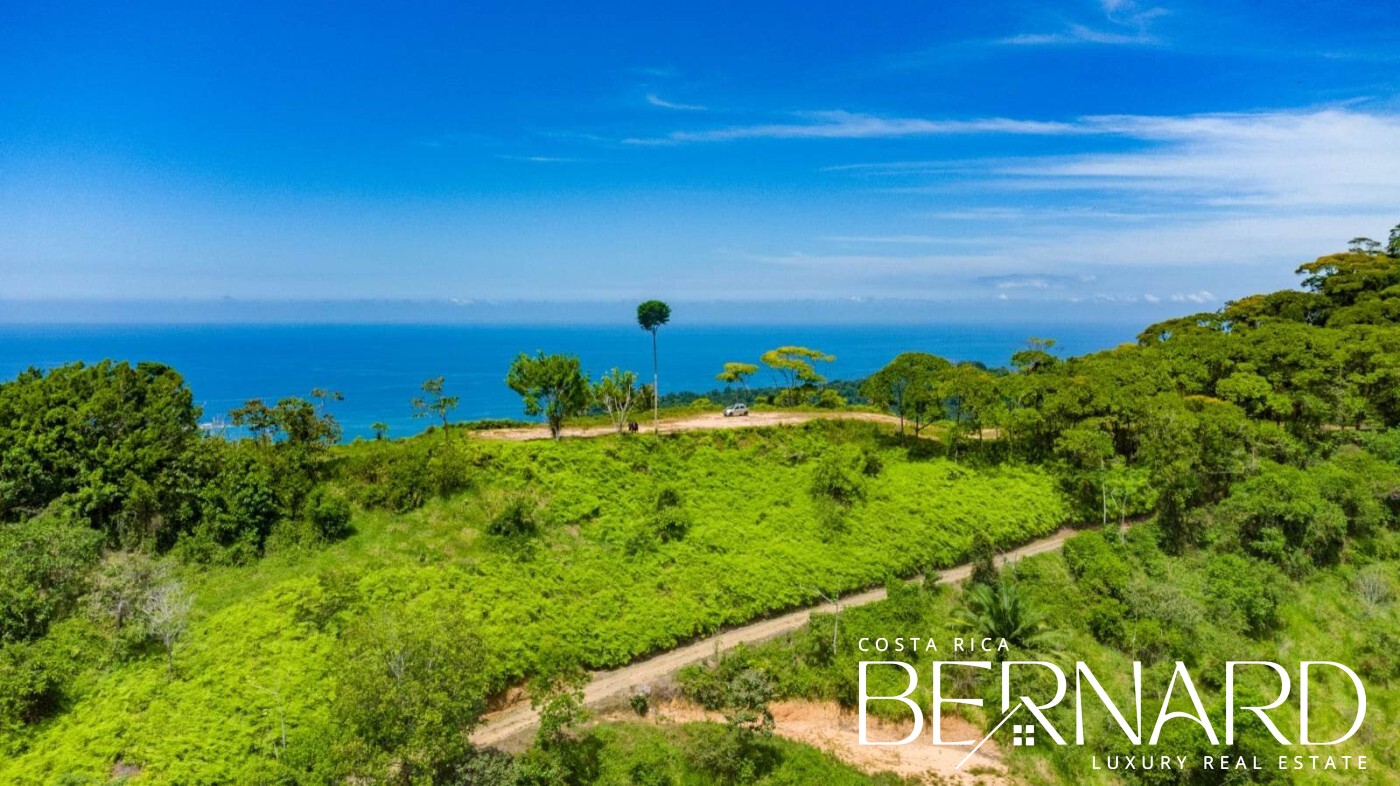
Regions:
[[651, 330, 659, 434]]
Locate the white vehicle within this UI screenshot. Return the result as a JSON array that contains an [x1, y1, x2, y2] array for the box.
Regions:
[[723, 403, 749, 417]]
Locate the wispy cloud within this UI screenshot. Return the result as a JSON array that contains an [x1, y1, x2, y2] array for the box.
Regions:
[[989, 109, 1400, 208], [818, 234, 980, 245], [645, 93, 707, 111], [626, 110, 1083, 144], [497, 154, 584, 163], [1000, 24, 1155, 46], [1000, 0, 1168, 47], [977, 273, 1082, 290]]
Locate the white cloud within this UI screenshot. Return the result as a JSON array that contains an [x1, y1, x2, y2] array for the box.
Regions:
[[818, 234, 977, 244], [628, 109, 1398, 302], [645, 93, 707, 111], [642, 108, 1400, 213], [497, 155, 583, 163], [993, 109, 1400, 208], [1000, 25, 1155, 46], [626, 110, 1083, 144], [1001, 0, 1167, 47]]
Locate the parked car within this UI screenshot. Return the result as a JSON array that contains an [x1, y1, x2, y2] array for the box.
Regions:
[[723, 403, 749, 417]]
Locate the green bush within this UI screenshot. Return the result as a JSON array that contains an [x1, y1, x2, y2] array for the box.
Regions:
[[332, 600, 493, 779], [0, 640, 67, 732], [809, 449, 866, 505], [488, 494, 540, 538], [305, 487, 352, 541], [0, 508, 102, 643], [1203, 552, 1285, 637]]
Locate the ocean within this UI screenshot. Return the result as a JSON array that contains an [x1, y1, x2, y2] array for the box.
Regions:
[[0, 323, 1137, 440]]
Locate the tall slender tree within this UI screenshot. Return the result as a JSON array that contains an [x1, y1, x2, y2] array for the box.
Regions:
[[636, 300, 671, 433]]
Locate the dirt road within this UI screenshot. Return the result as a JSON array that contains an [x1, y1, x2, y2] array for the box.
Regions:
[[470, 410, 902, 441], [470, 526, 1080, 749]]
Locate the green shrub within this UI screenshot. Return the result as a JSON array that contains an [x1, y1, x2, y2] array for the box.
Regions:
[[650, 508, 691, 543], [1203, 552, 1285, 637], [305, 487, 352, 541], [0, 640, 67, 731], [488, 494, 540, 538], [333, 601, 493, 778], [809, 449, 865, 505], [0, 508, 102, 643], [1062, 528, 1132, 599]]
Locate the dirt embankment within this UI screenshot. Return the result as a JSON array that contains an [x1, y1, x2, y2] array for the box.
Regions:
[[599, 698, 1011, 784]]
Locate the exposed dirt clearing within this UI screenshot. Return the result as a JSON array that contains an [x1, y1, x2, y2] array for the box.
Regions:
[[471, 527, 1079, 750], [613, 699, 1010, 783], [470, 410, 902, 441]]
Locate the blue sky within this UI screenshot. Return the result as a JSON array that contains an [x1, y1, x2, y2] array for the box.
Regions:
[[2, 0, 1398, 321]]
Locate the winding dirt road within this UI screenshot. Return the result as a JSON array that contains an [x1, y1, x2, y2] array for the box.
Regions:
[[470, 526, 1080, 749]]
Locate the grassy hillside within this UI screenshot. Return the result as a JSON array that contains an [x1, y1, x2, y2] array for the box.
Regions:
[[1, 421, 1065, 782]]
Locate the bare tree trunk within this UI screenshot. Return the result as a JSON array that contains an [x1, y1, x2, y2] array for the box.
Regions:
[[651, 330, 659, 434]]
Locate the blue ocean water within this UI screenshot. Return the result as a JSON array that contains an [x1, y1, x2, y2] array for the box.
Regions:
[[0, 323, 1137, 440]]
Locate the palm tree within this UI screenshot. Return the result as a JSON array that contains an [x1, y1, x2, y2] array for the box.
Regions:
[[957, 580, 1061, 658], [636, 300, 671, 433]]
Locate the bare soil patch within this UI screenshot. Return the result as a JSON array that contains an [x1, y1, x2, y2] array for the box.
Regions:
[[470, 410, 901, 441], [605, 698, 1012, 784]]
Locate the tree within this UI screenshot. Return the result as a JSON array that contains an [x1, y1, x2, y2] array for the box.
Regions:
[[1010, 337, 1059, 374], [411, 377, 459, 439], [935, 363, 1002, 455], [1348, 237, 1382, 255], [334, 601, 492, 779], [636, 300, 672, 433], [0, 360, 202, 541], [142, 577, 192, 677], [310, 387, 344, 415], [715, 362, 759, 404], [371, 422, 389, 441], [0, 509, 102, 643], [958, 580, 1058, 659], [862, 352, 947, 435], [506, 352, 590, 440], [231, 396, 342, 449], [593, 368, 643, 434], [687, 667, 778, 783], [760, 346, 834, 406]]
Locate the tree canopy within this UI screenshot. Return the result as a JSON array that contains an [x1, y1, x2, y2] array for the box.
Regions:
[[760, 346, 834, 405], [506, 352, 591, 439]]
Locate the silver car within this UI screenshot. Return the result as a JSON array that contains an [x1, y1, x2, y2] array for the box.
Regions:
[[723, 403, 749, 417]]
